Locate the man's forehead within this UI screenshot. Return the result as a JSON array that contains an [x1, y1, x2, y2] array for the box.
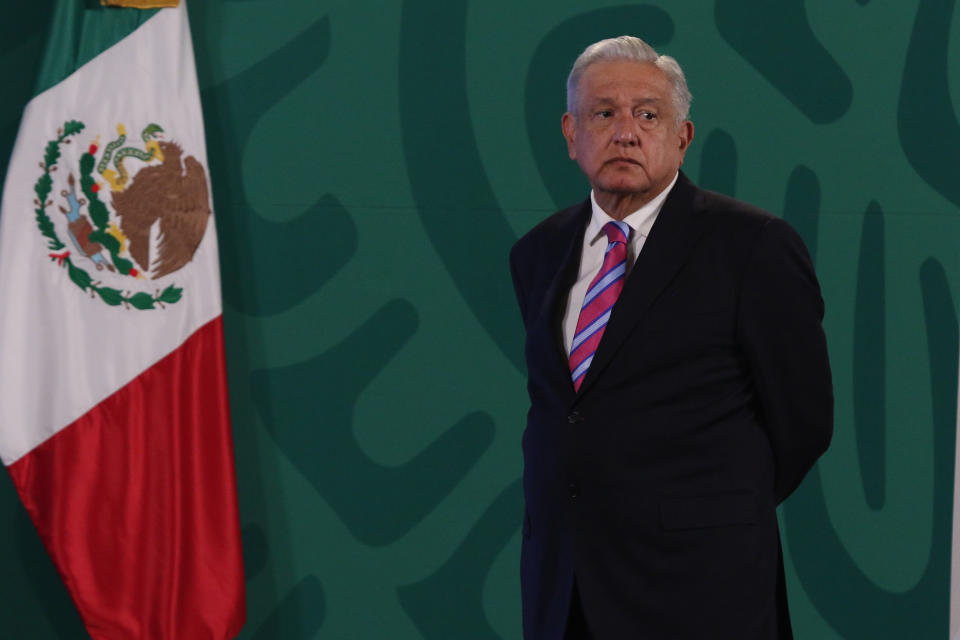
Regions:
[[582, 59, 665, 79], [587, 95, 662, 105], [581, 63, 670, 91]]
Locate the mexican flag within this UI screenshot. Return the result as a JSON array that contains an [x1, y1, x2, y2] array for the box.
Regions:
[[0, 1, 245, 638]]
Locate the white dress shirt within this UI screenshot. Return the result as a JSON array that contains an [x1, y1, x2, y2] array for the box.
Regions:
[[562, 173, 679, 357]]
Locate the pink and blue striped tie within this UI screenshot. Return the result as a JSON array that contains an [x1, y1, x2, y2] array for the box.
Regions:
[[569, 220, 630, 391]]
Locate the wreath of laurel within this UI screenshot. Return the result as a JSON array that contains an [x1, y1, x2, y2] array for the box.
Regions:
[[34, 120, 183, 310]]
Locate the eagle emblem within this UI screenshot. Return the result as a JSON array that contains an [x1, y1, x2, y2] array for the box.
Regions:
[[32, 120, 211, 309]]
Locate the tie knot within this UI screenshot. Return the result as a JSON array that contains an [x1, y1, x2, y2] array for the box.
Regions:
[[602, 220, 630, 245]]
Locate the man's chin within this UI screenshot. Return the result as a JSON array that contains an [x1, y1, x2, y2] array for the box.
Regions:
[[594, 181, 652, 197]]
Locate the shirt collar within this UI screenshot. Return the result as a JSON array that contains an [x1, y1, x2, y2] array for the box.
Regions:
[[586, 172, 679, 246]]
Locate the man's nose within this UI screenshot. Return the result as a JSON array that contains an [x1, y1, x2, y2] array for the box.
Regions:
[[612, 114, 639, 145]]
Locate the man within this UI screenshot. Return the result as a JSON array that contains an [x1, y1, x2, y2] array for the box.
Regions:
[[509, 36, 833, 639]]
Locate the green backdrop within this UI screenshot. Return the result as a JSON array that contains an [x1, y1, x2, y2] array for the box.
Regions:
[[1, 1, 958, 638]]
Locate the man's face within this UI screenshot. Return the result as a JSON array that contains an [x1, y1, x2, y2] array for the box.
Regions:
[[562, 59, 694, 208]]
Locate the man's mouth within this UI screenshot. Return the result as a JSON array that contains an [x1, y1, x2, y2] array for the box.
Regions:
[[607, 157, 641, 166]]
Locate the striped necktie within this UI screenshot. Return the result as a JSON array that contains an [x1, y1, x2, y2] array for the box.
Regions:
[[569, 220, 631, 391]]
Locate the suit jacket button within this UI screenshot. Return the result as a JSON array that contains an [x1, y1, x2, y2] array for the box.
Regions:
[[568, 483, 579, 498], [567, 411, 583, 424]]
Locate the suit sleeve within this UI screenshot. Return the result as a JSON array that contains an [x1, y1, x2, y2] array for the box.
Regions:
[[736, 217, 834, 504]]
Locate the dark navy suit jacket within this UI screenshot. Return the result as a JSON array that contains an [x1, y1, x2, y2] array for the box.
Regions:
[[509, 172, 833, 640]]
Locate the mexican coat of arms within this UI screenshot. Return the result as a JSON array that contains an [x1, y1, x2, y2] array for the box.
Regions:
[[32, 120, 211, 309]]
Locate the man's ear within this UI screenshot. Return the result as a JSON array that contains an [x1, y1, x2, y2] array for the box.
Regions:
[[561, 112, 577, 160], [677, 120, 694, 164]]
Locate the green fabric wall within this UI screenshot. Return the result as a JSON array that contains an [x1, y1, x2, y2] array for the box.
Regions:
[[1, 1, 957, 637]]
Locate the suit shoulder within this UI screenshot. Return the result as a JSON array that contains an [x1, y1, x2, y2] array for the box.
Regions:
[[511, 200, 587, 261], [696, 188, 806, 243], [697, 188, 774, 226]]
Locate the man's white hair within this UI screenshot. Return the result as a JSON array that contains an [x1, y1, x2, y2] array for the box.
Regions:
[[566, 36, 692, 124]]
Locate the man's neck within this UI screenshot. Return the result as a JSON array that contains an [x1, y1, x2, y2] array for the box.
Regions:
[[593, 173, 678, 221], [594, 191, 655, 220]]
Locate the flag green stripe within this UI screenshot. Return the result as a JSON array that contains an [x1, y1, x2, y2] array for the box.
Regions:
[[34, 1, 158, 96]]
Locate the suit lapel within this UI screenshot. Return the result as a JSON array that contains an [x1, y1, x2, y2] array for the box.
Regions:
[[529, 200, 590, 402], [575, 173, 707, 398]]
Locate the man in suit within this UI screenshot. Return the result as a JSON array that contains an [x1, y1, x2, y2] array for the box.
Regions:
[[509, 36, 833, 639]]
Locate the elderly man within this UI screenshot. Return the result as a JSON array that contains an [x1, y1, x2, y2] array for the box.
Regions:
[[509, 36, 833, 639]]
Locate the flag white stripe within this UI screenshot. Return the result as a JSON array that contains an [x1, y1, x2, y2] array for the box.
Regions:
[[0, 4, 220, 465]]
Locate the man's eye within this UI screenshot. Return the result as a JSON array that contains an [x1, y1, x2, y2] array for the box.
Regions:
[[595, 110, 613, 118], [638, 111, 657, 120]]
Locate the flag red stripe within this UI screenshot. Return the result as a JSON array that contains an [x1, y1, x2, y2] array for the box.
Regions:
[[7, 315, 245, 639]]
